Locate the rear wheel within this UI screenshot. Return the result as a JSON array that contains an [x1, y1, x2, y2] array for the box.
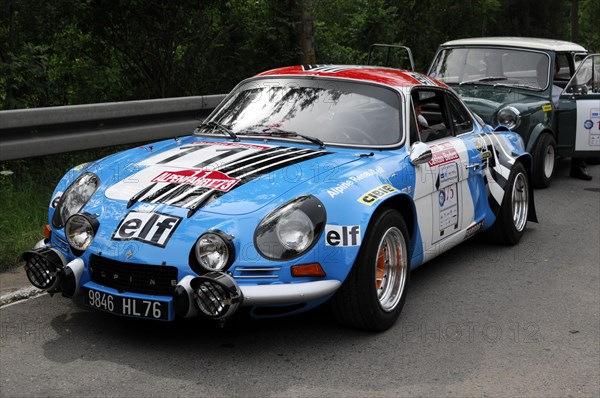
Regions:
[[533, 133, 556, 188], [331, 209, 410, 331], [483, 162, 529, 245]]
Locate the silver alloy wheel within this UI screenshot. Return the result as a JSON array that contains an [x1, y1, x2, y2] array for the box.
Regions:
[[512, 172, 529, 232], [375, 227, 408, 312], [544, 144, 555, 178]]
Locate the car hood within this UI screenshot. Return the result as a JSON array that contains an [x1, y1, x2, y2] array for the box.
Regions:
[[97, 137, 360, 216], [450, 85, 546, 124]]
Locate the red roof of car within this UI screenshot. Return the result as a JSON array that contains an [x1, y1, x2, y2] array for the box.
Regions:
[[256, 65, 447, 91]]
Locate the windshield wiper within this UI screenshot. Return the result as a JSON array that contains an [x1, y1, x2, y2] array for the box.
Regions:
[[459, 76, 508, 86], [494, 82, 541, 90], [195, 121, 239, 142], [244, 126, 325, 148]]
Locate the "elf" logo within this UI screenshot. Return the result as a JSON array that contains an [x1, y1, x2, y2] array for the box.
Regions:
[[112, 211, 182, 247], [325, 225, 361, 247]]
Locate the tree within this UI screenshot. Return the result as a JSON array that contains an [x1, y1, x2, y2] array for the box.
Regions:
[[579, 0, 600, 52], [299, 0, 317, 64]]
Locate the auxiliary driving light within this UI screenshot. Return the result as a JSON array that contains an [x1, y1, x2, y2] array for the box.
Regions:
[[65, 212, 99, 255], [192, 231, 235, 273], [190, 272, 242, 319], [22, 247, 65, 290]]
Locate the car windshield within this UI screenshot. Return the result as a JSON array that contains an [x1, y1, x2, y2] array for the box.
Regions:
[[430, 47, 551, 90], [197, 77, 402, 147]]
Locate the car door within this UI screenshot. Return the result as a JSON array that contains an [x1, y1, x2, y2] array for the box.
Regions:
[[410, 88, 481, 261], [557, 54, 600, 158]]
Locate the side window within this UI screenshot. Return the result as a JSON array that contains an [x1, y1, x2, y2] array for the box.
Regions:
[[411, 89, 451, 143], [565, 54, 600, 95], [447, 95, 474, 135], [554, 53, 573, 87]]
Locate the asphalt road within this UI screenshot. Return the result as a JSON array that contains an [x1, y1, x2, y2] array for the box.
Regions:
[[1, 159, 599, 398]]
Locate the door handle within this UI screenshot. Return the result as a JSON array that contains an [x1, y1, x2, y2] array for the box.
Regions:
[[465, 163, 480, 170]]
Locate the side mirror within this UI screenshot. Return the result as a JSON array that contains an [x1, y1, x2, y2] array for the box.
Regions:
[[409, 141, 432, 165]]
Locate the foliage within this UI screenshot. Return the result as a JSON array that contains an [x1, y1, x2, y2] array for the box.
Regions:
[[579, 0, 600, 52], [1, 0, 598, 109], [0, 145, 138, 271], [1, 0, 599, 271]]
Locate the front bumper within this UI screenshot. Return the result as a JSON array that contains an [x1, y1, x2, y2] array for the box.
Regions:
[[23, 244, 341, 321]]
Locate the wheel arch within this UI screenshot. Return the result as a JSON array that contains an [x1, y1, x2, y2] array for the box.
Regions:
[[514, 154, 538, 223], [370, 193, 417, 241], [526, 124, 555, 154]]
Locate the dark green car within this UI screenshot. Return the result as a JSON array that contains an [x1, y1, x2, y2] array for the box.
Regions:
[[429, 37, 599, 187]]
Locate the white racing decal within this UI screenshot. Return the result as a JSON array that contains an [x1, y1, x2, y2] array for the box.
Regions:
[[105, 142, 329, 209], [325, 225, 361, 247], [180, 149, 323, 210], [302, 65, 355, 73], [112, 211, 181, 247], [187, 141, 271, 151], [484, 167, 505, 206], [327, 166, 384, 198], [405, 72, 437, 86]]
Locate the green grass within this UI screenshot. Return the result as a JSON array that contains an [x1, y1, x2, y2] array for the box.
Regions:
[[0, 145, 137, 272], [0, 178, 50, 271]]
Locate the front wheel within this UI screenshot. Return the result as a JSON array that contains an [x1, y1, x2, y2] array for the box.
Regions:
[[483, 162, 530, 245], [533, 133, 556, 188], [331, 209, 410, 331]]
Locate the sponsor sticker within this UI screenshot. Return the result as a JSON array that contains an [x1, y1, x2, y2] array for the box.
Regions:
[[428, 142, 460, 166], [151, 169, 240, 192], [438, 163, 459, 187], [464, 219, 485, 240], [327, 166, 384, 198], [357, 184, 398, 206], [112, 211, 182, 247], [325, 225, 361, 246], [438, 183, 459, 233]]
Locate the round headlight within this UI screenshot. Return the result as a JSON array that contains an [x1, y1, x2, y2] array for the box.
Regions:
[[193, 231, 234, 272], [276, 208, 314, 251], [65, 213, 98, 253], [255, 195, 326, 261], [497, 106, 521, 130], [52, 172, 100, 228]]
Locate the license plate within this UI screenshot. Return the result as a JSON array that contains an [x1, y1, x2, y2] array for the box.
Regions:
[[84, 288, 169, 320]]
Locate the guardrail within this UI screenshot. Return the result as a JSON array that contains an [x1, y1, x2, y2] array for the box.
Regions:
[[0, 95, 227, 161]]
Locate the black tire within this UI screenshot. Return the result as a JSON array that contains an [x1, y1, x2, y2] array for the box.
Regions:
[[533, 133, 556, 188], [331, 208, 410, 331], [483, 162, 530, 245]]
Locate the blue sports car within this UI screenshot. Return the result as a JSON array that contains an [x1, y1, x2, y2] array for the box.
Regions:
[[24, 65, 537, 331]]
